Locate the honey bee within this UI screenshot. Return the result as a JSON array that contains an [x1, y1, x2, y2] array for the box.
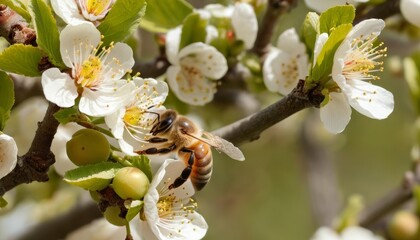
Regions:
[[136, 109, 245, 191]]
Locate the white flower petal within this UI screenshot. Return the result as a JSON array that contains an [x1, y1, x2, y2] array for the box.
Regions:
[[102, 42, 135, 81], [205, 25, 219, 43], [314, 33, 329, 62], [60, 22, 101, 68], [166, 27, 182, 65], [263, 50, 292, 94], [347, 19, 385, 42], [41, 68, 78, 108], [167, 65, 217, 105], [320, 92, 352, 134], [178, 42, 228, 79], [105, 108, 126, 139], [277, 28, 305, 56], [132, 77, 169, 108], [304, 0, 367, 12], [310, 227, 340, 240], [401, 0, 420, 27], [344, 79, 394, 119], [232, 2, 258, 49], [203, 4, 233, 18], [143, 159, 205, 240], [51, 0, 86, 25], [52, 123, 81, 176], [342, 226, 383, 240], [79, 81, 133, 116], [0, 134, 18, 179]]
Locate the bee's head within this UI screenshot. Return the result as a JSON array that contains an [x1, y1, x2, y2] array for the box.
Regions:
[[150, 110, 177, 135]]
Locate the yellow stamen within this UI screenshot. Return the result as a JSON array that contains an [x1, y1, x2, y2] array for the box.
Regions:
[[85, 0, 113, 16]]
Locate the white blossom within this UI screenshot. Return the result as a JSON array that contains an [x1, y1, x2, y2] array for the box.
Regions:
[[41, 22, 135, 117], [319, 19, 394, 134], [311, 226, 383, 240], [104, 77, 168, 155], [51, 0, 115, 25], [202, 2, 258, 49], [0, 133, 18, 179], [400, 0, 420, 28], [263, 28, 309, 95], [304, 0, 368, 13], [136, 159, 208, 240], [165, 32, 228, 105]]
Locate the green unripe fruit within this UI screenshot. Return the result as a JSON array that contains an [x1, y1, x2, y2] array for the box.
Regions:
[[103, 206, 126, 226], [388, 211, 420, 240], [66, 129, 110, 166], [113, 167, 150, 200], [89, 190, 101, 202]]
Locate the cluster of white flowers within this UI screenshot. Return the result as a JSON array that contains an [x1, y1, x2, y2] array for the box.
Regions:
[[41, 2, 209, 240], [165, 2, 258, 106], [262, 17, 394, 134]]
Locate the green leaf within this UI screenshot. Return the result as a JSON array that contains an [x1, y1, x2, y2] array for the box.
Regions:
[[140, 0, 194, 33], [179, 13, 208, 49], [125, 200, 143, 221], [0, 44, 43, 76], [0, 71, 13, 130], [28, 0, 64, 68], [319, 5, 355, 34], [0, 71, 14, 112], [0, 108, 10, 131], [0, 196, 7, 208], [64, 162, 123, 191], [126, 155, 152, 182], [312, 23, 352, 82], [302, 12, 319, 53], [0, 0, 31, 21], [54, 107, 81, 124], [98, 0, 147, 46]]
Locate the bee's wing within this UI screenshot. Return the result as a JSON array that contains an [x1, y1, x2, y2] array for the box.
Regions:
[[202, 132, 245, 161]]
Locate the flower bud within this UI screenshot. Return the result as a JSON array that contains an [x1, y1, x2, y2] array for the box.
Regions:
[[388, 211, 420, 240], [112, 167, 149, 200], [103, 206, 126, 226], [66, 129, 110, 166]]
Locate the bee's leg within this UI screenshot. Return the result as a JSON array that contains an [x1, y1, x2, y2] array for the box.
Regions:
[[147, 137, 168, 143], [169, 148, 194, 190], [136, 143, 176, 155]]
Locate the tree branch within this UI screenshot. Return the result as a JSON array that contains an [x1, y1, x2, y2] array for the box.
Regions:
[[16, 200, 102, 240], [212, 80, 322, 145], [251, 0, 298, 57], [0, 5, 36, 45], [354, 0, 400, 24], [0, 103, 60, 196], [359, 171, 416, 228]]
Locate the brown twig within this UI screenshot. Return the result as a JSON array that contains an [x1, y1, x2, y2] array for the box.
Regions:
[[16, 200, 102, 240], [0, 5, 36, 45], [0, 103, 60, 196], [212, 80, 323, 145], [354, 0, 400, 24], [251, 0, 298, 57], [359, 170, 418, 228]]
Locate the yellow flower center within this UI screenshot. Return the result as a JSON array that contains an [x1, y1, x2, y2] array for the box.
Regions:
[[343, 34, 387, 81], [77, 56, 102, 88], [85, 0, 113, 16], [124, 106, 143, 126]]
